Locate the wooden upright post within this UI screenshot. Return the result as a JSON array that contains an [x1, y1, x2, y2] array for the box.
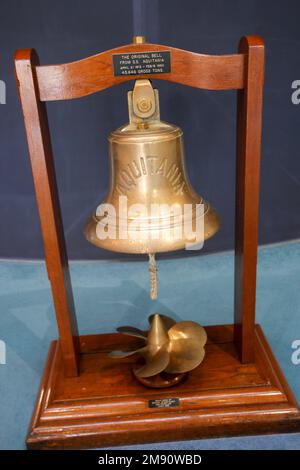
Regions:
[[15, 49, 79, 377], [234, 36, 265, 363]]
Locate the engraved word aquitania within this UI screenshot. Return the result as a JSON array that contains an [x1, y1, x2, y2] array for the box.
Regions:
[[116, 155, 186, 196]]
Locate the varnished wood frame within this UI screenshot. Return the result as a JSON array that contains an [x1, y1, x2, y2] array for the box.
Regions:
[[15, 37, 264, 376], [26, 325, 300, 449], [15, 37, 298, 449]]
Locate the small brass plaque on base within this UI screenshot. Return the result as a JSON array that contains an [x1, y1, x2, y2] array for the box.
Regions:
[[148, 398, 180, 408]]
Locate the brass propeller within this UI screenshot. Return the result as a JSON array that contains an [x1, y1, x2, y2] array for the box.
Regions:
[[109, 313, 207, 378], [116, 326, 147, 339]]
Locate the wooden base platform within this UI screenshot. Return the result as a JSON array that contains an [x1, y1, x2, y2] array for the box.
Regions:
[[27, 324, 300, 449]]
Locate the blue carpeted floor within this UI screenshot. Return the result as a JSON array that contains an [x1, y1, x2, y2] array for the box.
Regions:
[[0, 241, 300, 450]]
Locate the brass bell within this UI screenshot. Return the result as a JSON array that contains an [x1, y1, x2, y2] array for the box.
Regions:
[[85, 79, 220, 297]]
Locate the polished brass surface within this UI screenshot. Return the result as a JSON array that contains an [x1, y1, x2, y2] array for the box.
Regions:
[[116, 325, 147, 339], [132, 79, 156, 119], [165, 322, 207, 374], [109, 313, 207, 379], [132, 35, 145, 44], [84, 79, 220, 254]]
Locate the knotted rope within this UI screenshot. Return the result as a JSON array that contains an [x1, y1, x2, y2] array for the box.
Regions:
[[148, 253, 158, 300]]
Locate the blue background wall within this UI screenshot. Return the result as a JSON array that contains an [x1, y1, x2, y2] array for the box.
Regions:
[[0, 0, 300, 260]]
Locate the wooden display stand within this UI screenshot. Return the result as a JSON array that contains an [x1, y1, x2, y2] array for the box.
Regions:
[[15, 36, 300, 449]]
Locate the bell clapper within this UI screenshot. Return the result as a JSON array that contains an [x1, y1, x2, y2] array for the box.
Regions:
[[148, 253, 158, 300]]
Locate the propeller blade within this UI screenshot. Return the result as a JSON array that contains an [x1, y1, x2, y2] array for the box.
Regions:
[[134, 345, 170, 378], [108, 346, 147, 358], [168, 321, 207, 347], [117, 326, 147, 339], [165, 338, 205, 374]]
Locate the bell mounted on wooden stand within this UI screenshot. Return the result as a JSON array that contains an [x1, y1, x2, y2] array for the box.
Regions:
[[84, 75, 220, 301], [15, 30, 300, 449]]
